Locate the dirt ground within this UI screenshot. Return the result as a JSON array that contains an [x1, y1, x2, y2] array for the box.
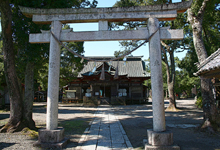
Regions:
[[114, 99, 220, 150], [0, 103, 97, 150], [0, 99, 220, 150]]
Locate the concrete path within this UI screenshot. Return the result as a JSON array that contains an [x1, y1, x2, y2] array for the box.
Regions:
[[76, 105, 133, 150]]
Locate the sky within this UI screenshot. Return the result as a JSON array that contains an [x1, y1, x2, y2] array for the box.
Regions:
[[69, 0, 187, 61], [0, 0, 186, 61]]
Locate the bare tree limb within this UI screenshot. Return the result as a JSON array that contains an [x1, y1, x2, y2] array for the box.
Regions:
[[197, 0, 211, 20], [161, 41, 171, 53]]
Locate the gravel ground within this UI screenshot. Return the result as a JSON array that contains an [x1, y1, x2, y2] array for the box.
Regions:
[[0, 103, 97, 150], [113, 99, 220, 150], [0, 99, 220, 150]]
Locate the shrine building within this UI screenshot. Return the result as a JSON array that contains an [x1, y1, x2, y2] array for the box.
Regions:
[[64, 56, 150, 104]]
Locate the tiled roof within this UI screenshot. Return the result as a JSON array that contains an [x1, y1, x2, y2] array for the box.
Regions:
[[194, 48, 220, 76], [77, 56, 150, 78]]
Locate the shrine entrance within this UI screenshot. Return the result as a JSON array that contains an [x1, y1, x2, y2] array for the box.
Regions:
[[20, 1, 192, 149], [100, 86, 111, 98]]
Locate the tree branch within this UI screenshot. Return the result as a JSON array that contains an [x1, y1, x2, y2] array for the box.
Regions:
[[197, 0, 211, 20], [187, 8, 194, 25], [176, 49, 186, 53], [161, 41, 171, 53]]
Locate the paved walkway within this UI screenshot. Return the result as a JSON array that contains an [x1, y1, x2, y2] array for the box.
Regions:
[[76, 106, 133, 150]]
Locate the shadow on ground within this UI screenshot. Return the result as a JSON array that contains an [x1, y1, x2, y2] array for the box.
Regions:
[[114, 99, 220, 150]]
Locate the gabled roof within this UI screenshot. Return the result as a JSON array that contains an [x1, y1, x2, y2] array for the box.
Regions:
[[77, 56, 150, 78], [194, 48, 220, 78]]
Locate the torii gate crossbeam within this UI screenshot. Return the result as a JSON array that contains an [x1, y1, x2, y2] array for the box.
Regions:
[[29, 28, 183, 43]]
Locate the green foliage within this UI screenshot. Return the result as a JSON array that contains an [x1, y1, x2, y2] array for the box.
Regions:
[[9, 0, 97, 91], [59, 120, 87, 134], [21, 127, 38, 138], [114, 49, 133, 57], [113, 0, 172, 7], [195, 96, 203, 108], [59, 26, 85, 87], [188, 0, 220, 56], [202, 2, 220, 55], [177, 0, 219, 98], [178, 50, 198, 77], [175, 69, 200, 97], [12, 0, 97, 9], [113, 0, 138, 7], [12, 1, 51, 90], [143, 59, 168, 91], [0, 37, 6, 90], [37, 63, 49, 91], [176, 1, 219, 99], [113, 0, 184, 59]]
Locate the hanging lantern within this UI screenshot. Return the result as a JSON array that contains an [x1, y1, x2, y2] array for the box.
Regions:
[[114, 61, 119, 79], [100, 63, 105, 80]]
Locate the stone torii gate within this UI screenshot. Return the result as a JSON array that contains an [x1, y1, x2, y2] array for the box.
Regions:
[[20, 1, 192, 149]]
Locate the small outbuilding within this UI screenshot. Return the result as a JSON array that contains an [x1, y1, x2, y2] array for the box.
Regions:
[[194, 48, 220, 79], [194, 48, 220, 107]]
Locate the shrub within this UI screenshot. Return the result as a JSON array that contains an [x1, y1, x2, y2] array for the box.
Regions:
[[195, 96, 203, 108]]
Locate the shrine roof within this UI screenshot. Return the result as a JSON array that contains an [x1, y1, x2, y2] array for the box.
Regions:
[[194, 48, 220, 78], [78, 56, 150, 78]]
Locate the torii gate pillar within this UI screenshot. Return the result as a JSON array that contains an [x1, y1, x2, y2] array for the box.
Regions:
[[47, 20, 62, 130], [145, 17, 179, 150], [34, 21, 69, 148]]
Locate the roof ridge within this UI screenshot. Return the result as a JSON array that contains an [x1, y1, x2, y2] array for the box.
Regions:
[[198, 48, 220, 69]]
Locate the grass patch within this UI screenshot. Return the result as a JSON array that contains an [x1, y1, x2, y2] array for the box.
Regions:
[[134, 147, 144, 150], [0, 109, 9, 112], [0, 120, 9, 127], [21, 127, 38, 139], [59, 120, 89, 135], [195, 96, 203, 108]]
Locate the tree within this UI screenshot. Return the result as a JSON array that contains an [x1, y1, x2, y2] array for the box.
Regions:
[[187, 0, 220, 131], [175, 68, 200, 98], [0, 0, 97, 133], [113, 0, 188, 110], [160, 11, 190, 110], [59, 25, 85, 87], [161, 41, 177, 110], [0, 32, 7, 107], [0, 0, 23, 132]]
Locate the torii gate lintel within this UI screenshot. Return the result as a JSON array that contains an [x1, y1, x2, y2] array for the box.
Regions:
[[29, 27, 183, 43]]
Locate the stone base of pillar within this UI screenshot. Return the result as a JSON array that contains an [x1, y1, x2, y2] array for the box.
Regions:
[[144, 129, 180, 150], [33, 127, 69, 149], [144, 140, 180, 150]]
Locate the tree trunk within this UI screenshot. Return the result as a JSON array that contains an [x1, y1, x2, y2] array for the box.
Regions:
[[188, 2, 219, 131], [23, 62, 36, 130], [161, 42, 177, 111], [0, 0, 24, 133], [166, 52, 177, 111]]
